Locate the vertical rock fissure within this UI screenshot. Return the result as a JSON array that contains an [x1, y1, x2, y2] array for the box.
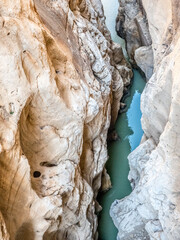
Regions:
[[98, 0, 148, 239]]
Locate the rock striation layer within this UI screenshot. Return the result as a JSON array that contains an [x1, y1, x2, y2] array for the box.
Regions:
[[111, 0, 180, 239], [0, 0, 132, 239]]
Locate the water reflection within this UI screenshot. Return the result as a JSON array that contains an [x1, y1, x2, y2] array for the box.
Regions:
[[98, 70, 145, 240], [127, 90, 144, 151], [99, 0, 146, 239]]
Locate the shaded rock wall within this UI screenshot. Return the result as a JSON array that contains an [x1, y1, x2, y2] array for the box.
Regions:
[[111, 0, 180, 239], [116, 0, 153, 79], [0, 0, 132, 239]]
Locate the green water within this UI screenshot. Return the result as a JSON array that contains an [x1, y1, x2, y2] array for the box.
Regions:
[[98, 70, 146, 240], [98, 0, 146, 239]]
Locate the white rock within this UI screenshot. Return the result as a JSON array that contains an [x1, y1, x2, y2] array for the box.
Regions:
[[135, 45, 154, 80], [111, 1, 180, 239]]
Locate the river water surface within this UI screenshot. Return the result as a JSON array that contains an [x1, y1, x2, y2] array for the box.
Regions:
[[98, 0, 146, 239]]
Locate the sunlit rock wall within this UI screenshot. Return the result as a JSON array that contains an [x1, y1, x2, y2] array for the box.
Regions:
[[0, 0, 132, 239], [111, 0, 180, 239]]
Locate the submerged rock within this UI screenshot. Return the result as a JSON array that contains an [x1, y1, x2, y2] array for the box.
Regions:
[[107, 129, 121, 142], [101, 168, 112, 192], [119, 102, 127, 114]]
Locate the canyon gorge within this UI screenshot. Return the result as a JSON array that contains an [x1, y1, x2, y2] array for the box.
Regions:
[[0, 0, 180, 240], [111, 0, 180, 240]]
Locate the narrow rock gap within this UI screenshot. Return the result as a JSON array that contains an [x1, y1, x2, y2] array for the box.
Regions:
[[98, 0, 148, 239]]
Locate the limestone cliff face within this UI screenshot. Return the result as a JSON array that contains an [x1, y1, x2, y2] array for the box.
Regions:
[[0, 0, 132, 239], [111, 0, 180, 239], [116, 0, 153, 80]]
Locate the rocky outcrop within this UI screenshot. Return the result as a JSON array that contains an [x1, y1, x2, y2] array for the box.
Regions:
[[0, 0, 132, 239], [116, 0, 153, 79], [134, 45, 153, 80], [111, 0, 180, 239]]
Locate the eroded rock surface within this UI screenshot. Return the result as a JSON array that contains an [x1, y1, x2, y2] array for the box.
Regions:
[[0, 0, 132, 239], [111, 0, 180, 239], [116, 0, 153, 79]]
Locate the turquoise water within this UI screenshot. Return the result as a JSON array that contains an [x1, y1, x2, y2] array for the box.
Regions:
[[98, 1, 146, 239], [98, 70, 146, 240]]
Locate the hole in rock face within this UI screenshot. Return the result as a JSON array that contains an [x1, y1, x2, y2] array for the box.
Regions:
[[40, 161, 57, 167], [33, 171, 41, 178]]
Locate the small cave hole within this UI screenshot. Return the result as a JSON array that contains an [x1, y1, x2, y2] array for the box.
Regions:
[[40, 161, 57, 167], [33, 171, 41, 178]]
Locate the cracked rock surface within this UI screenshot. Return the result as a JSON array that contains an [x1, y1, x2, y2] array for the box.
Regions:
[[0, 0, 132, 239], [111, 0, 180, 239]]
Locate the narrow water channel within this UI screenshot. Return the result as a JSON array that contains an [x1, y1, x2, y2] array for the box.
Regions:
[[98, 0, 146, 239]]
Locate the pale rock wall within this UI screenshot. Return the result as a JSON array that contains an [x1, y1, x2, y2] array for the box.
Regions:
[[0, 0, 132, 239], [111, 1, 180, 240], [134, 45, 153, 80]]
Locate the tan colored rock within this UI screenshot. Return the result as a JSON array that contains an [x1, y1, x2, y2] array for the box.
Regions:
[[111, 0, 180, 239], [101, 168, 112, 192], [0, 0, 132, 239], [0, 212, 9, 240]]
